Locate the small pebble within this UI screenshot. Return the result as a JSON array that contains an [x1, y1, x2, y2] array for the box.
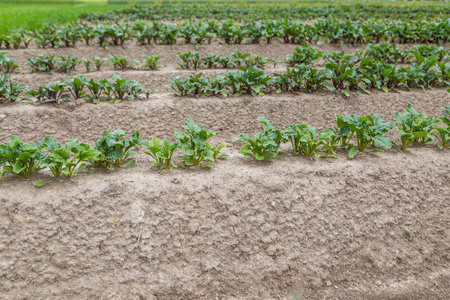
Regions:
[[397, 255, 403, 260]]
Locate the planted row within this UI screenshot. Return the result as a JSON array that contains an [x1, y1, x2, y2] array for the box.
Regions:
[[240, 104, 450, 161], [168, 55, 450, 97], [0, 73, 154, 104], [1, 105, 448, 183], [3, 19, 450, 49], [286, 44, 450, 67], [79, 4, 450, 22], [21, 53, 163, 74], [4, 43, 449, 76], [176, 50, 278, 70], [0, 120, 228, 181]]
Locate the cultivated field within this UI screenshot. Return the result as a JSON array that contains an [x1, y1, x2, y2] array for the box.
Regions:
[[0, 1, 449, 299]]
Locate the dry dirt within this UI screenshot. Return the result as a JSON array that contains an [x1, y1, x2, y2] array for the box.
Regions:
[[0, 43, 450, 300]]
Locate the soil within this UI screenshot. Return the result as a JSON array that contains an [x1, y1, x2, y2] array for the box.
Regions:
[[0, 43, 450, 299]]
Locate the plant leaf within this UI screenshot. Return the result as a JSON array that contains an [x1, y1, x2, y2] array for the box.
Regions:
[[120, 159, 135, 168], [34, 180, 51, 187], [348, 147, 359, 158]]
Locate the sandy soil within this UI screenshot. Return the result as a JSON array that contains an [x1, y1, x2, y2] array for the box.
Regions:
[[1, 43, 450, 299]]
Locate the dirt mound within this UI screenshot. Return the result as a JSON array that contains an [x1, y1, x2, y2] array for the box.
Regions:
[[0, 148, 449, 299]]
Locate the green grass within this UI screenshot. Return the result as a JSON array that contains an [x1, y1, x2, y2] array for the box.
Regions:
[[0, 1, 126, 34], [0, 0, 447, 35]]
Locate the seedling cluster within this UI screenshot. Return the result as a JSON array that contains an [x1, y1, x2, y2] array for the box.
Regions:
[[0, 120, 228, 180], [1, 105, 448, 182]]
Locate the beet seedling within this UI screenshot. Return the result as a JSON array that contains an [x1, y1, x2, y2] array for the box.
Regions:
[[142, 54, 163, 70], [26, 54, 57, 72], [285, 45, 323, 66], [104, 72, 140, 101], [0, 52, 20, 73], [166, 73, 210, 96], [0, 136, 47, 179], [434, 106, 450, 149], [282, 124, 337, 159], [395, 104, 436, 151], [238, 117, 283, 161], [66, 75, 87, 99], [211, 142, 229, 159], [91, 129, 143, 169], [335, 113, 395, 157], [26, 81, 70, 103], [109, 54, 132, 71], [43, 136, 102, 178], [85, 78, 108, 103], [175, 119, 222, 167], [142, 137, 181, 170], [93, 56, 108, 71], [0, 74, 29, 103], [176, 51, 202, 69], [81, 58, 92, 73]]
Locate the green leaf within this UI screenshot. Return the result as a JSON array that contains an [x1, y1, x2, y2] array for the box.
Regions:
[[120, 159, 135, 168], [13, 162, 26, 174], [342, 88, 350, 97], [323, 81, 335, 91], [203, 162, 215, 167], [34, 180, 51, 187], [348, 147, 359, 158], [77, 163, 87, 173], [381, 86, 389, 93]]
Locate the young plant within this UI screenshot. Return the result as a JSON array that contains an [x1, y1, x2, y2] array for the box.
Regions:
[[323, 55, 363, 96], [0, 51, 20, 73], [43, 136, 102, 178], [93, 56, 108, 71], [58, 25, 80, 47], [81, 58, 92, 73], [174, 119, 222, 167], [166, 73, 210, 97], [335, 113, 395, 157], [66, 75, 87, 99], [26, 54, 57, 72], [176, 51, 202, 69], [211, 142, 229, 160], [366, 43, 410, 63], [395, 104, 436, 151], [225, 66, 272, 96], [91, 129, 143, 169], [0, 74, 29, 102], [285, 46, 323, 66], [237, 117, 283, 161], [282, 124, 337, 158], [26, 81, 69, 103], [109, 54, 131, 71], [104, 73, 141, 101], [0, 136, 46, 179], [142, 137, 181, 170], [434, 106, 450, 149], [142, 54, 163, 70], [202, 53, 221, 69], [85, 78, 108, 103]]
